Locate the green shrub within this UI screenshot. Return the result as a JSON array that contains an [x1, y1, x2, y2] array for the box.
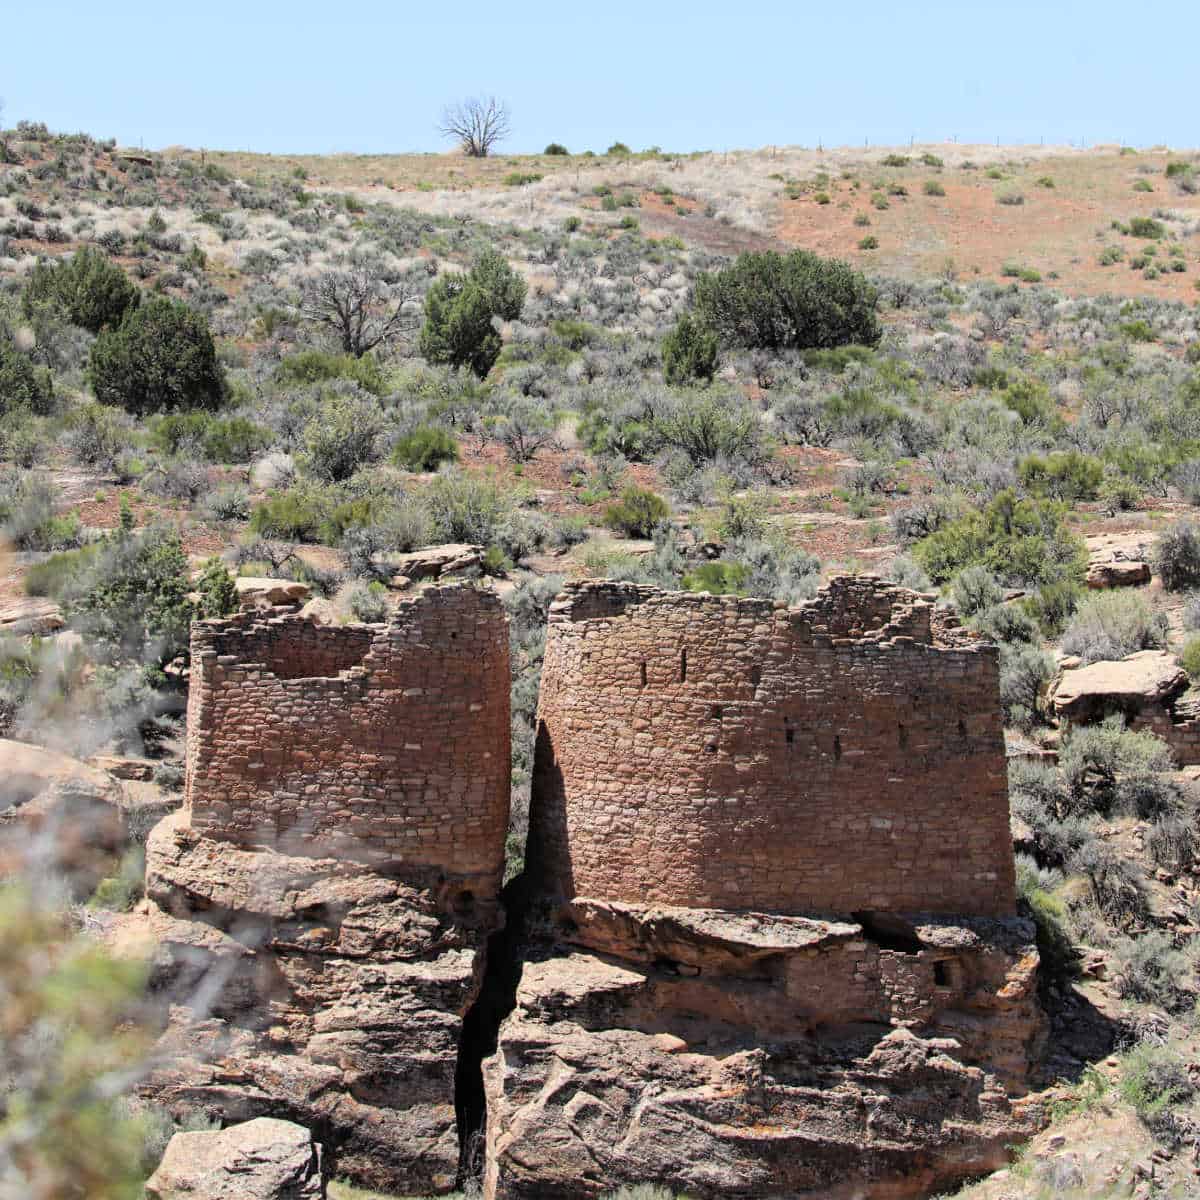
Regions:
[[1113, 940, 1190, 1017], [419, 251, 526, 378], [604, 485, 670, 538], [922, 179, 945, 196], [0, 341, 54, 416], [550, 318, 599, 350], [999, 642, 1054, 728], [682, 561, 751, 594], [424, 469, 510, 544], [250, 489, 325, 541], [605, 142, 631, 156], [503, 171, 542, 187], [857, 235, 879, 250], [1154, 522, 1200, 591], [274, 349, 385, 395], [1099, 244, 1124, 265], [1061, 591, 1168, 664], [1017, 451, 1099, 504], [661, 311, 719, 385], [1119, 1040, 1195, 1134], [301, 388, 383, 482], [1128, 216, 1166, 238], [1060, 716, 1174, 818], [22, 244, 140, 333], [543, 142, 569, 155], [194, 556, 238, 619], [88, 295, 224, 416], [0, 475, 82, 553], [62, 526, 193, 668], [913, 489, 1086, 589], [392, 425, 459, 472], [692, 249, 881, 351], [149, 411, 269, 463], [653, 392, 765, 468], [1015, 856, 1076, 983], [1180, 636, 1200, 677], [1002, 376, 1060, 430], [951, 565, 1003, 616]]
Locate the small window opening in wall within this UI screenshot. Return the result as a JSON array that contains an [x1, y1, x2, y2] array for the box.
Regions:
[[453, 890, 475, 917], [680, 648, 687, 683], [639, 660, 647, 687], [957, 718, 968, 739], [705, 742, 718, 754], [833, 734, 842, 761], [898, 723, 908, 748], [750, 666, 761, 689], [710, 705, 723, 720], [933, 959, 951, 986], [785, 725, 795, 746]]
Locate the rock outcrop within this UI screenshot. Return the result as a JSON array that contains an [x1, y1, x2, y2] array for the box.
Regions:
[[1051, 650, 1188, 722], [145, 1116, 324, 1199], [234, 578, 312, 608], [485, 910, 1043, 1199], [140, 811, 493, 1191]]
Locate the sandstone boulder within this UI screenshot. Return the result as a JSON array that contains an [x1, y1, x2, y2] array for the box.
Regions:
[[235, 578, 311, 608], [1051, 650, 1188, 722], [144, 1117, 324, 1199], [137, 812, 495, 1194], [484, 912, 1044, 1200], [0, 596, 64, 636], [1086, 558, 1151, 589], [298, 597, 340, 625], [379, 543, 482, 585], [0, 739, 131, 893]]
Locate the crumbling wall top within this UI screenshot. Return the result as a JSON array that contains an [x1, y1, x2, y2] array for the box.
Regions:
[[184, 584, 511, 896]]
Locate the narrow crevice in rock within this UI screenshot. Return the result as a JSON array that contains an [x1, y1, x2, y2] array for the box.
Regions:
[[454, 874, 529, 1188]]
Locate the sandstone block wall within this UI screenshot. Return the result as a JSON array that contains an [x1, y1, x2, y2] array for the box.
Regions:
[[184, 584, 510, 896], [530, 576, 1015, 917]]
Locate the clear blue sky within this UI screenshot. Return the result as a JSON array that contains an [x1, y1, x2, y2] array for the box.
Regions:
[[5, 0, 1197, 154]]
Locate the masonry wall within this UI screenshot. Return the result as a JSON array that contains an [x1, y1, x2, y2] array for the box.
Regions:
[[529, 576, 1016, 918], [184, 584, 510, 896]]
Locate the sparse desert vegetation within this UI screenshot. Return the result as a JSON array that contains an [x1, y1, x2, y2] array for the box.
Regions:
[[3, 105, 1200, 1200]]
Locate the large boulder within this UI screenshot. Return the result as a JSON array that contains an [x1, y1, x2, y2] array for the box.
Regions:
[[378, 543, 482, 586], [144, 1117, 324, 1199], [0, 739, 128, 892], [484, 903, 1045, 1200], [135, 811, 496, 1194], [1051, 650, 1188, 722], [1086, 558, 1151, 589], [0, 596, 64, 636], [234, 578, 311, 609]]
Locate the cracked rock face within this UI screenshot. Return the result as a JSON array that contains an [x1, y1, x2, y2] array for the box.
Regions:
[[135, 810, 501, 1195], [483, 902, 1046, 1200]]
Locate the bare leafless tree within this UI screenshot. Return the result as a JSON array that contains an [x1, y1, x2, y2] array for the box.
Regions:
[[438, 96, 510, 158], [299, 263, 420, 358]]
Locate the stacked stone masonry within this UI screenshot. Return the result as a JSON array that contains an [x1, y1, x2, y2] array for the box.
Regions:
[[184, 584, 510, 897], [530, 576, 1016, 918]]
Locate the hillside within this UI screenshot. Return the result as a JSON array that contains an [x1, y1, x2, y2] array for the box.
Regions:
[[2, 119, 1200, 1199]]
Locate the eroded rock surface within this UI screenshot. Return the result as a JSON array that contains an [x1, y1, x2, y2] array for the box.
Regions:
[[484, 902, 1044, 1200], [145, 1116, 324, 1199], [137, 811, 496, 1192], [1051, 650, 1188, 722]]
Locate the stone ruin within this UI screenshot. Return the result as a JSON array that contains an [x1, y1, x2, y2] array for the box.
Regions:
[[139, 577, 1046, 1199]]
